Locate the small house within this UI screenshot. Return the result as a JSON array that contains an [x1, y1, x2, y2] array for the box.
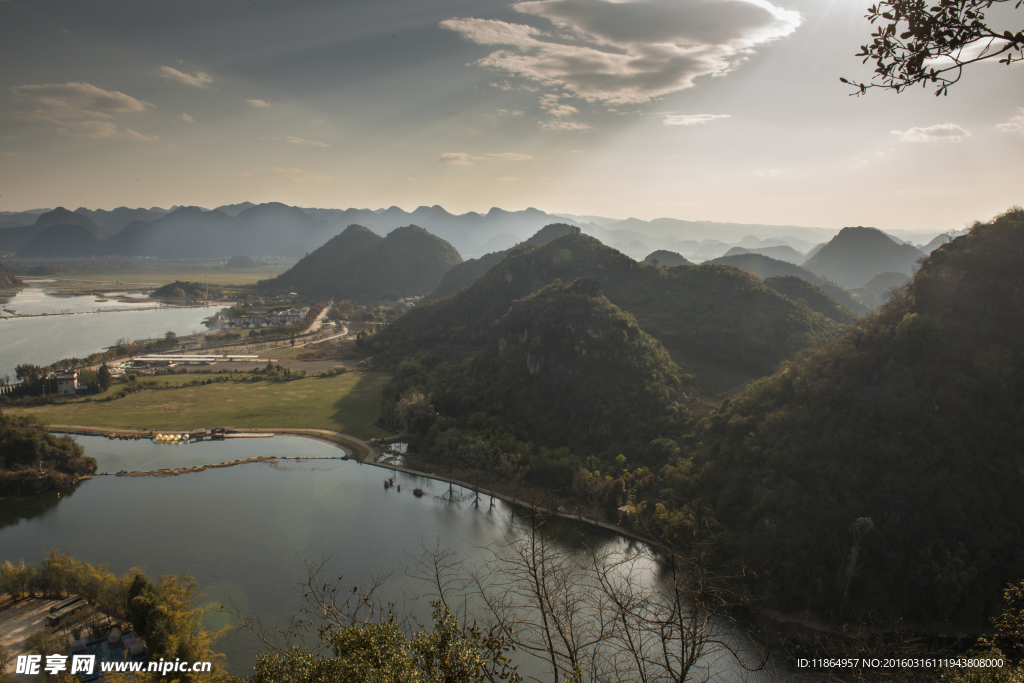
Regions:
[[55, 371, 78, 396]]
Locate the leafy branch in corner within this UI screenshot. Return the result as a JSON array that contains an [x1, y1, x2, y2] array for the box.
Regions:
[[842, 0, 1024, 95]]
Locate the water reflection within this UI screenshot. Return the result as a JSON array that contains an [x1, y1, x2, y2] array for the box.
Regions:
[[0, 436, 786, 681], [0, 485, 81, 531]]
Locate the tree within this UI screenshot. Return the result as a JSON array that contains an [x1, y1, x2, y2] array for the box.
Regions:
[[98, 363, 113, 391], [234, 560, 521, 683], [165, 331, 177, 346], [844, 0, 1024, 95], [398, 392, 436, 435]]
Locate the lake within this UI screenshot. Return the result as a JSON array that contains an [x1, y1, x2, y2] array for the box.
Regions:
[[0, 285, 215, 379], [0, 435, 784, 681]]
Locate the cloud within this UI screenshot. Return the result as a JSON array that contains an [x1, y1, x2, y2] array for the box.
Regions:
[[996, 107, 1024, 133], [441, 151, 532, 165], [539, 93, 579, 117], [662, 113, 730, 126], [284, 136, 329, 148], [11, 82, 150, 122], [56, 120, 158, 141], [891, 123, 971, 143], [160, 66, 213, 88], [10, 82, 156, 140], [496, 108, 525, 116], [541, 120, 591, 130], [484, 152, 533, 161], [441, 0, 801, 105], [441, 152, 479, 165], [247, 99, 271, 107], [178, 113, 194, 123]]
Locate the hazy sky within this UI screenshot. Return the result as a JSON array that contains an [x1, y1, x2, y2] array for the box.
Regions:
[[1, 0, 1021, 233]]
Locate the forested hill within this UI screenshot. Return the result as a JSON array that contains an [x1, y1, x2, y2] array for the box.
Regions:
[[368, 232, 844, 380], [802, 226, 925, 288], [427, 223, 580, 300], [259, 224, 381, 295], [261, 225, 461, 301], [384, 278, 692, 466], [684, 207, 1024, 625], [709, 252, 870, 314], [763, 275, 859, 325]]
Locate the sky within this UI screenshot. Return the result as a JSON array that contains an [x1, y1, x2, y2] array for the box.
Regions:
[[0, 0, 1021, 234]]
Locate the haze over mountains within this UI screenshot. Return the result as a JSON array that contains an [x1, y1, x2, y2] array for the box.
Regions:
[[1, 202, 946, 267]]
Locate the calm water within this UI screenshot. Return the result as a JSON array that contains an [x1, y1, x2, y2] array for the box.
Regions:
[[0, 436, 783, 681], [0, 286, 214, 379]]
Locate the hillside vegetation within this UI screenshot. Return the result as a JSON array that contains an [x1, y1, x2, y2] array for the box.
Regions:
[[385, 279, 692, 471], [149, 280, 225, 300], [427, 223, 580, 300], [371, 232, 843, 379], [709, 252, 870, 314], [764, 275, 859, 325], [643, 250, 693, 267], [0, 413, 97, 496], [262, 225, 461, 301], [683, 207, 1024, 624]]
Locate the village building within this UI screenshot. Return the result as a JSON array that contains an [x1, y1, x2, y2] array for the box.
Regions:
[[54, 371, 78, 396]]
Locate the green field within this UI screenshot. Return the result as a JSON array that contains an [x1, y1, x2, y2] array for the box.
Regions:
[[6, 371, 391, 440], [10, 260, 293, 289]]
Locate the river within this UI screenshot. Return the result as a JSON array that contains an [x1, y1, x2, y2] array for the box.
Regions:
[[0, 436, 786, 681], [0, 284, 215, 379]]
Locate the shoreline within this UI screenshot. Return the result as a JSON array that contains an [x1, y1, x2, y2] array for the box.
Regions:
[[47, 424, 652, 545]]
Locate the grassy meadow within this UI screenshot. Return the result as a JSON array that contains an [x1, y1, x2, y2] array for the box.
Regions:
[[6, 371, 391, 440], [12, 259, 294, 290]]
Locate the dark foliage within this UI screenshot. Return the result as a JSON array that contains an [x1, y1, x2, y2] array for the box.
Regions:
[[686, 207, 1024, 625], [844, 0, 1024, 96], [371, 232, 842, 378], [764, 275, 860, 324], [262, 224, 462, 302], [426, 223, 580, 300], [0, 412, 97, 495]]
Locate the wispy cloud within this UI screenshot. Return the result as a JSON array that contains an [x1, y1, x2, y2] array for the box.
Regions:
[[441, 152, 479, 165], [496, 108, 525, 116], [57, 120, 158, 141], [484, 152, 533, 161], [442, 0, 801, 106], [441, 151, 533, 165], [160, 66, 213, 89], [662, 113, 730, 126], [891, 123, 971, 143], [11, 82, 156, 140], [246, 99, 271, 108], [541, 120, 591, 131], [996, 107, 1024, 133], [284, 136, 329, 148], [178, 113, 194, 123], [11, 82, 150, 122]]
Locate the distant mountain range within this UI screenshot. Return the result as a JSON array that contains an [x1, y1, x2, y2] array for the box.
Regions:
[[0, 202, 952, 263]]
